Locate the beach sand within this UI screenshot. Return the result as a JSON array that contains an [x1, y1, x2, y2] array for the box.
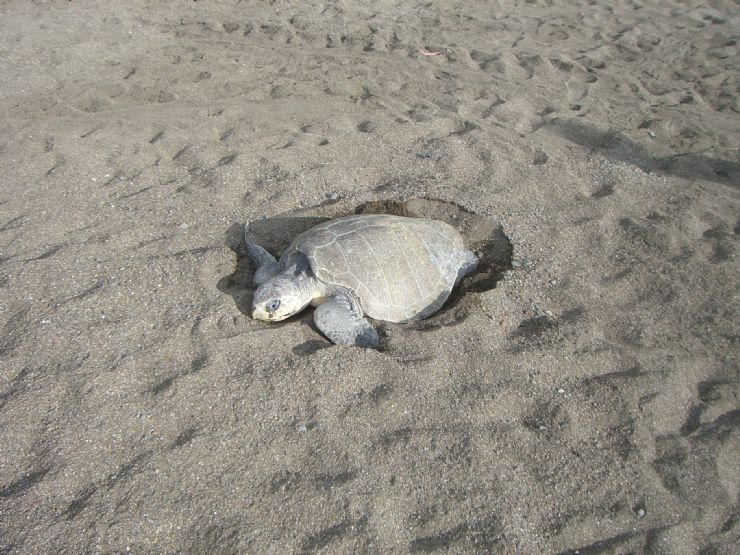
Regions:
[[1, 1, 738, 552]]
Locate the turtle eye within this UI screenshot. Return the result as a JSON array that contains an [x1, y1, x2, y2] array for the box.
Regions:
[[266, 300, 281, 313]]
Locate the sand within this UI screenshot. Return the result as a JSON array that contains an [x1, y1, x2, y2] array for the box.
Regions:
[[1, 0, 738, 553]]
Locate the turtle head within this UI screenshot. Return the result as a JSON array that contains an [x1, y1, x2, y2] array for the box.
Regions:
[[251, 275, 310, 321]]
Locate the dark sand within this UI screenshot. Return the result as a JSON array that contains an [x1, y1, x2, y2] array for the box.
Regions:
[[1, 1, 738, 553]]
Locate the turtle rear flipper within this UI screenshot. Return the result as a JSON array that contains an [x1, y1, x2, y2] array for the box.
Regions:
[[314, 292, 379, 348], [455, 250, 479, 286]]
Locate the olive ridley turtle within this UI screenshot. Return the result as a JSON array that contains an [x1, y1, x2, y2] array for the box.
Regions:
[[246, 214, 479, 348]]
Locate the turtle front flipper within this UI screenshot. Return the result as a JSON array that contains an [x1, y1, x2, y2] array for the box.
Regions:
[[314, 292, 379, 348], [245, 243, 280, 285], [244, 223, 281, 285]]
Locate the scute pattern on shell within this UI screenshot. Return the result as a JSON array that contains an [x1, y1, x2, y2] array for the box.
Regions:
[[281, 215, 468, 322]]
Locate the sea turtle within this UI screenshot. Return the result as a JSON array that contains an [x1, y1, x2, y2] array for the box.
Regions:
[[246, 214, 479, 348]]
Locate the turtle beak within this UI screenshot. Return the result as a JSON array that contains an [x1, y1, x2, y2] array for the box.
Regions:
[[252, 306, 275, 321], [251, 307, 266, 320]]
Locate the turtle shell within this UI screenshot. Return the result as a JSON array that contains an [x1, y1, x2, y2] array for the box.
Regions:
[[281, 214, 468, 322]]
